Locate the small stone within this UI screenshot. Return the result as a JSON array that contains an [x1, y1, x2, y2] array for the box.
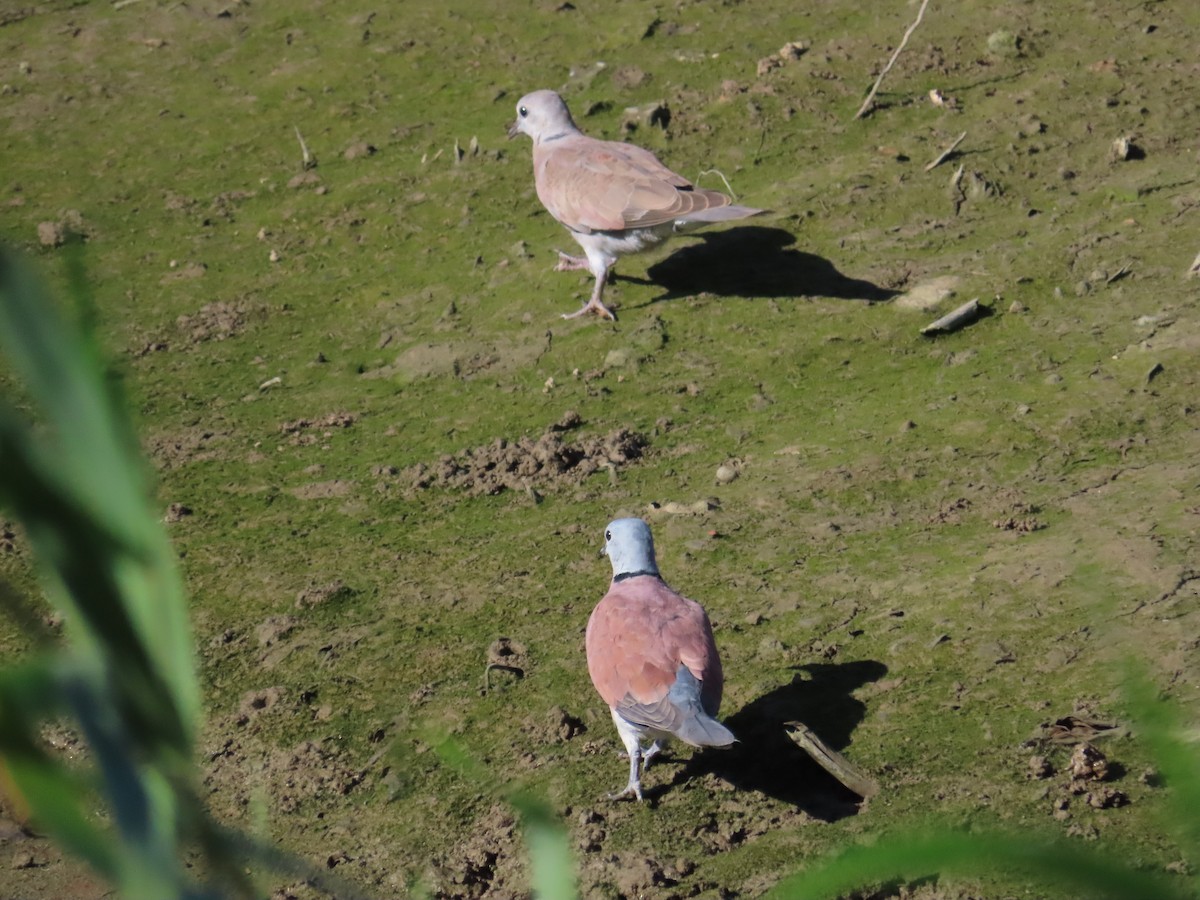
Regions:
[[777, 41, 808, 61], [1069, 742, 1109, 781], [287, 171, 321, 189], [343, 141, 377, 160], [1028, 755, 1053, 779], [37, 220, 64, 247], [715, 462, 739, 484], [756, 56, 782, 77], [986, 30, 1022, 58]]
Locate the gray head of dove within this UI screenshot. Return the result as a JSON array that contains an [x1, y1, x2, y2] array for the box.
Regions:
[[602, 517, 660, 580], [507, 90, 579, 143]]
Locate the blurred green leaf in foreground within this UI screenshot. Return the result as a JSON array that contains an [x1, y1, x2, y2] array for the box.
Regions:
[[0, 242, 241, 899]]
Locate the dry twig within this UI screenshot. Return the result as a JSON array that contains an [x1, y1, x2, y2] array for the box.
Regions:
[[698, 168, 739, 202], [854, 0, 932, 120], [921, 297, 985, 335], [785, 721, 880, 798], [925, 130, 967, 171], [294, 126, 315, 170]]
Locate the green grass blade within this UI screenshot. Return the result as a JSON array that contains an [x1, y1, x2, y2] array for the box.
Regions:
[[0, 407, 187, 752], [508, 792, 578, 900], [0, 245, 199, 736], [1124, 670, 1200, 862], [769, 829, 1194, 900]]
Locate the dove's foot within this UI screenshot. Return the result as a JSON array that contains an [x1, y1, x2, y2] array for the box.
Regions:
[[554, 251, 589, 272], [606, 781, 644, 802], [562, 296, 617, 321]]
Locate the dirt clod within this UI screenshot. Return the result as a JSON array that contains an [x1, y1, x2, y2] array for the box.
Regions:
[[1028, 755, 1054, 779], [1068, 742, 1109, 782], [175, 300, 257, 343], [1085, 786, 1128, 809], [296, 580, 354, 609], [36, 221, 63, 247], [164, 502, 193, 522], [486, 636, 527, 668], [404, 424, 647, 495], [430, 805, 521, 899], [255, 616, 298, 647], [280, 411, 358, 437]]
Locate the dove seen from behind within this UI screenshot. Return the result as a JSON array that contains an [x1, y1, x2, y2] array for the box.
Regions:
[[508, 90, 763, 321], [585, 517, 735, 801]]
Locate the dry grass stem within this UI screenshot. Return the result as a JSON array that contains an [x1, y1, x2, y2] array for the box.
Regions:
[[854, 0, 933, 120]]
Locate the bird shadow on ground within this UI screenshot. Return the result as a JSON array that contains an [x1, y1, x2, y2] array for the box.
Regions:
[[669, 659, 889, 821], [616, 226, 899, 305]]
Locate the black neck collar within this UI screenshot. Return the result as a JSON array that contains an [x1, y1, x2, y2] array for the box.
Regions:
[[613, 569, 660, 583]]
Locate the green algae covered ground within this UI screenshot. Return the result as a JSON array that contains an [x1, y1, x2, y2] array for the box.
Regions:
[[1, 0, 1198, 897]]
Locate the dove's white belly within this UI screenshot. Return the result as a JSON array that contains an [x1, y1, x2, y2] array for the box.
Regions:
[[570, 223, 677, 278]]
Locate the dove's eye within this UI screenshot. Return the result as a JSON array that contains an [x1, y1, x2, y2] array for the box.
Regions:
[[519, 106, 528, 118], [605, 530, 612, 541]]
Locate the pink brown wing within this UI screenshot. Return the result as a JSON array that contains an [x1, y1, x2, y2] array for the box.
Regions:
[[585, 575, 724, 719], [535, 135, 732, 234]]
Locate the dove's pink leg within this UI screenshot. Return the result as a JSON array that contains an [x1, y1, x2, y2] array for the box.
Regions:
[[562, 270, 617, 321], [554, 250, 589, 272]]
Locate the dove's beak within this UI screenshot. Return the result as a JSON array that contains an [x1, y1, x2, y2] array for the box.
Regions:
[[506, 121, 520, 140]]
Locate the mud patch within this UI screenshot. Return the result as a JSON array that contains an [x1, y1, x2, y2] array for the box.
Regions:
[[402, 420, 648, 496], [892, 274, 963, 311], [237, 686, 285, 723], [521, 706, 586, 746], [289, 479, 354, 500], [205, 734, 366, 818], [255, 615, 299, 647], [295, 579, 355, 609], [175, 299, 265, 344], [280, 412, 359, 446], [427, 804, 525, 899], [581, 851, 699, 898], [144, 426, 231, 470], [365, 333, 553, 381]]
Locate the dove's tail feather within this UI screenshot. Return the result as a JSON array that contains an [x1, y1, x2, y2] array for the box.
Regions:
[[676, 204, 766, 228], [675, 713, 737, 748]]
